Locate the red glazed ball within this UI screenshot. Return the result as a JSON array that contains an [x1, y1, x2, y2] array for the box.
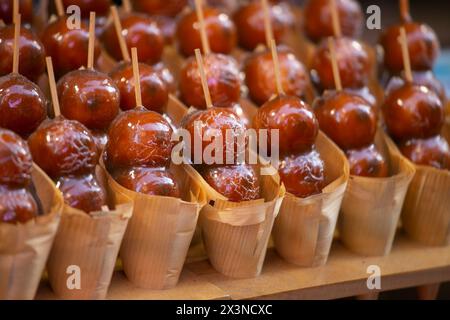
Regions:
[[303, 0, 363, 43], [179, 53, 241, 109], [176, 7, 236, 57], [382, 84, 444, 142], [253, 95, 319, 155], [346, 144, 389, 177], [311, 37, 371, 90], [0, 73, 48, 137], [109, 61, 168, 113], [0, 25, 46, 82], [399, 135, 450, 170], [41, 17, 101, 78], [278, 149, 325, 198], [113, 166, 180, 198], [57, 69, 120, 131], [380, 22, 440, 73], [0, 0, 32, 25], [0, 128, 33, 187], [102, 12, 164, 65], [28, 118, 98, 178], [131, 0, 187, 17], [313, 90, 377, 150], [105, 107, 174, 169], [201, 164, 260, 202], [0, 186, 38, 224]]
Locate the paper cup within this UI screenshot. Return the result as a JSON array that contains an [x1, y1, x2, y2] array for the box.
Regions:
[[338, 131, 415, 256], [0, 164, 63, 300], [102, 161, 206, 290], [272, 132, 349, 267], [399, 121, 450, 246], [46, 166, 133, 299]]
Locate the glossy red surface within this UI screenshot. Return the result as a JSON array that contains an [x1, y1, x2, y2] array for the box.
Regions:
[[399, 135, 450, 170], [0, 0, 32, 25], [346, 144, 389, 177], [131, 0, 187, 17], [0, 186, 38, 223]]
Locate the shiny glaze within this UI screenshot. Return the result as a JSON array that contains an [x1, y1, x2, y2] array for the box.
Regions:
[[28, 117, 98, 178], [179, 53, 241, 109], [56, 173, 107, 213], [346, 144, 389, 177], [61, 0, 110, 18], [0, 185, 38, 223], [57, 69, 120, 131], [233, 1, 293, 51], [201, 164, 260, 202], [181, 107, 247, 164], [278, 149, 325, 198], [303, 0, 363, 43], [0, 129, 33, 187], [153, 62, 176, 93], [311, 37, 371, 90], [102, 12, 164, 64], [0, 73, 48, 136], [176, 7, 237, 56], [399, 135, 450, 170], [153, 15, 176, 44], [105, 107, 174, 169], [313, 90, 376, 150], [91, 130, 108, 154], [0, 25, 46, 82], [131, 0, 187, 17], [113, 166, 180, 197], [380, 22, 440, 73], [244, 47, 310, 105], [345, 86, 377, 109], [0, 0, 32, 25], [41, 17, 101, 78], [109, 61, 168, 113], [253, 95, 319, 155], [382, 84, 444, 142]]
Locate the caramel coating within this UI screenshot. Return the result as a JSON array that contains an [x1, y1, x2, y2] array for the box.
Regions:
[[176, 7, 236, 56], [0, 25, 46, 82], [278, 149, 325, 198], [380, 22, 440, 73], [181, 107, 247, 164], [106, 107, 174, 169], [311, 37, 371, 90], [102, 12, 164, 65], [153, 62, 176, 93], [61, 0, 111, 18], [254, 95, 319, 155], [41, 17, 101, 78], [346, 144, 389, 177], [57, 69, 120, 131], [0, 73, 48, 136], [244, 47, 310, 105], [382, 84, 444, 142], [28, 118, 98, 178], [0, 0, 32, 25], [91, 130, 108, 154], [153, 15, 176, 44], [109, 61, 168, 113], [0, 186, 38, 224], [399, 135, 450, 170], [0, 128, 33, 187], [179, 53, 241, 109], [56, 173, 107, 213], [233, 1, 292, 51], [131, 0, 187, 17], [303, 0, 363, 43], [113, 166, 180, 197], [201, 164, 260, 202], [313, 90, 377, 150]]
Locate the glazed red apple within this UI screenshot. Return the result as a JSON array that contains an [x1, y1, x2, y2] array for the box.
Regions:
[[0, 186, 38, 223], [346, 144, 389, 177], [313, 90, 377, 150], [399, 135, 450, 170]]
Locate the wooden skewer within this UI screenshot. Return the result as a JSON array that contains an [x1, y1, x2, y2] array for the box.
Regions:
[[55, 0, 65, 17], [330, 0, 342, 38], [194, 48, 213, 109], [328, 37, 342, 91], [13, 0, 18, 24], [261, 0, 273, 49], [111, 6, 130, 62], [270, 39, 284, 96], [399, 0, 411, 23], [131, 47, 143, 108], [194, 0, 211, 55], [122, 0, 132, 13], [12, 14, 20, 74], [87, 11, 96, 69], [46, 57, 61, 117], [399, 27, 413, 83]]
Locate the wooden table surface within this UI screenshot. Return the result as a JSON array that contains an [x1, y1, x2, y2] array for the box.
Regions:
[[36, 233, 450, 300]]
